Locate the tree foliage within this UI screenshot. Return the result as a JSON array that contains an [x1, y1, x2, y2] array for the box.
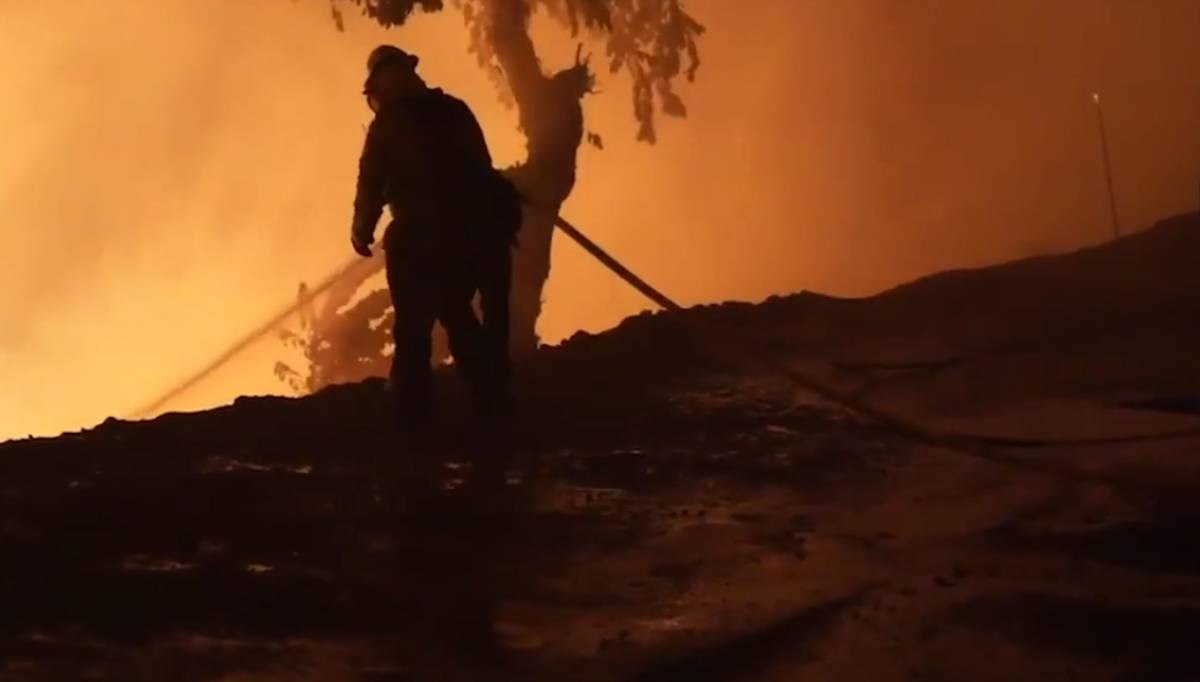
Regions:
[[331, 0, 703, 142], [275, 282, 395, 393]]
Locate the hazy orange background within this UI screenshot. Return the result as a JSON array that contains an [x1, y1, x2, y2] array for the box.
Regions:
[[2, 0, 1198, 440]]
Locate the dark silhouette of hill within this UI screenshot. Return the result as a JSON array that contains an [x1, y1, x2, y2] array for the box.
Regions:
[[1, 213, 1198, 681]]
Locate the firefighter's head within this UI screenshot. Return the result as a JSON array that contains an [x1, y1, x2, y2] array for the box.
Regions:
[[363, 45, 424, 112]]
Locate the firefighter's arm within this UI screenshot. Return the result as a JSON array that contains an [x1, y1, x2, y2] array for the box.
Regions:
[[350, 115, 389, 256]]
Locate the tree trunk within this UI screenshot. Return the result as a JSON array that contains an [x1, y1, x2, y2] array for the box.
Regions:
[[488, 0, 588, 357]]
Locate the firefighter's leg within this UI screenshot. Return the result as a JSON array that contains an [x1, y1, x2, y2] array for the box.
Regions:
[[436, 275, 490, 412], [478, 246, 514, 413], [385, 246, 438, 429]]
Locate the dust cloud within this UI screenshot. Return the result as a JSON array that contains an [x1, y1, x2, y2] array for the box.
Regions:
[[2, 0, 1197, 439]]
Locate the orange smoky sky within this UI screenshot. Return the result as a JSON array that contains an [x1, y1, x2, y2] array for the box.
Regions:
[[2, 0, 1198, 440]]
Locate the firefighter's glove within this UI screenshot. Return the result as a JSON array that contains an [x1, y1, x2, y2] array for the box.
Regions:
[[351, 227, 375, 258]]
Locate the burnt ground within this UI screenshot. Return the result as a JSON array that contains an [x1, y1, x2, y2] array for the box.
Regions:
[[2, 213, 1200, 681]]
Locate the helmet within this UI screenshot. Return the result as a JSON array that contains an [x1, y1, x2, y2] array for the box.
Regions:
[[366, 45, 419, 77]]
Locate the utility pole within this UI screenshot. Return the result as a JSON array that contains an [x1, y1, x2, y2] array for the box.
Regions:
[[1092, 93, 1121, 240]]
